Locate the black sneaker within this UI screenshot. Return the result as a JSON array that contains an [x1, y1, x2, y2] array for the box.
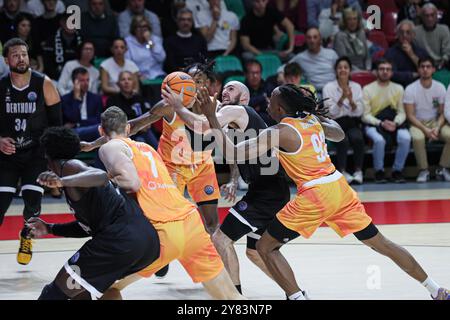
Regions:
[[392, 170, 406, 183], [155, 264, 169, 279], [374, 170, 387, 183]]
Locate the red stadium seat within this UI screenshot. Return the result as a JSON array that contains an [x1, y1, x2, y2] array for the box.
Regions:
[[382, 11, 398, 45], [351, 71, 377, 88], [367, 0, 398, 12], [368, 30, 388, 50]]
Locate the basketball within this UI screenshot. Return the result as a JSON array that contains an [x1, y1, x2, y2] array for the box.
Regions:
[[161, 71, 197, 107]]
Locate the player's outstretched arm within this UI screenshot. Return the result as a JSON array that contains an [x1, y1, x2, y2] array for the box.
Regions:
[[99, 140, 141, 192], [316, 115, 345, 142]]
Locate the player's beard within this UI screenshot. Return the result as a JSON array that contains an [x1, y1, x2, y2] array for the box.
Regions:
[[10, 64, 30, 74]]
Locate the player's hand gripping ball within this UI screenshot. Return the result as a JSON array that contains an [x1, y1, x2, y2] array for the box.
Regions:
[[161, 72, 197, 107]]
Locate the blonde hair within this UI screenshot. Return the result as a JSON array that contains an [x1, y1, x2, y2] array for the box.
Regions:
[[340, 7, 362, 31]]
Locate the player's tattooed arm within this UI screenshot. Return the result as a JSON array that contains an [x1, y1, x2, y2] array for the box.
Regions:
[[316, 116, 345, 142], [99, 140, 141, 192]]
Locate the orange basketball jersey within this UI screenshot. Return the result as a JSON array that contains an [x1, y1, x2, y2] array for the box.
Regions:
[[276, 115, 336, 190], [157, 114, 212, 166], [119, 138, 197, 223]]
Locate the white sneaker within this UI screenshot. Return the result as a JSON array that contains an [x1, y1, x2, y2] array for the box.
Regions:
[[353, 170, 363, 184], [237, 176, 248, 191], [436, 167, 450, 182], [416, 169, 430, 183], [342, 171, 354, 184]]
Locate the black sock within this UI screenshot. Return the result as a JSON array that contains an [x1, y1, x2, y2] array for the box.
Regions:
[[235, 285, 242, 294]]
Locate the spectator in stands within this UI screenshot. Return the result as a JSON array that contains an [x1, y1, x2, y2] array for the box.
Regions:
[[306, 0, 360, 28], [414, 3, 450, 69], [146, 0, 187, 37], [118, 0, 162, 38], [0, 0, 33, 44], [281, 61, 316, 93], [40, 13, 83, 80], [323, 56, 364, 184], [384, 19, 428, 87], [164, 8, 207, 72], [125, 15, 166, 81], [240, 0, 295, 61], [270, 0, 307, 32], [62, 67, 103, 141], [244, 59, 277, 125], [334, 7, 370, 71], [187, 0, 226, 27], [106, 71, 159, 149], [318, 0, 347, 42], [57, 41, 100, 95], [25, 0, 65, 16], [100, 38, 140, 95], [404, 57, 450, 182], [362, 59, 410, 183], [80, 0, 119, 58], [289, 27, 337, 93], [397, 0, 423, 25], [197, 0, 240, 59], [207, 72, 223, 97], [14, 13, 43, 72], [32, 0, 61, 48], [0, 41, 8, 78]]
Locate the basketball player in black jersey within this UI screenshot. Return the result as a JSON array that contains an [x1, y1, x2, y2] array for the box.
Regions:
[[0, 38, 62, 265], [28, 127, 160, 300], [162, 81, 345, 297]]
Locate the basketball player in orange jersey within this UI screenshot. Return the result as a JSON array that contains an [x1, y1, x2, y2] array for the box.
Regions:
[[199, 84, 450, 300], [96, 106, 243, 300]]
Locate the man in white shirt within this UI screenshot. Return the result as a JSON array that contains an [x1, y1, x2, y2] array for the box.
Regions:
[[196, 0, 239, 58], [404, 57, 450, 182]]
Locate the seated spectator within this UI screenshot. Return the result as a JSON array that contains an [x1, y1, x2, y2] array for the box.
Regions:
[[0, 41, 8, 78], [100, 38, 140, 95], [32, 0, 61, 49], [187, 0, 227, 26], [164, 8, 207, 72], [323, 56, 364, 184], [80, 0, 120, 58], [306, 0, 360, 28], [397, 0, 423, 25], [197, 0, 240, 59], [146, 0, 187, 37], [118, 0, 162, 38], [62, 67, 102, 141], [414, 3, 450, 69], [105, 71, 159, 149], [0, 0, 33, 44], [40, 13, 83, 80], [24, 0, 65, 16], [289, 27, 337, 93], [318, 0, 347, 42], [125, 15, 166, 81], [384, 19, 428, 87], [14, 13, 43, 72], [57, 41, 99, 95], [333, 8, 370, 71], [244, 59, 277, 125], [281, 61, 316, 93], [240, 0, 295, 61], [207, 72, 223, 97], [270, 0, 307, 32], [362, 59, 411, 183], [404, 57, 450, 182]]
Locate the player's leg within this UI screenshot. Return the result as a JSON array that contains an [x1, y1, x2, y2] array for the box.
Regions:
[[197, 201, 219, 234], [0, 163, 19, 225], [356, 223, 449, 299], [211, 228, 240, 287], [38, 267, 86, 300], [245, 230, 275, 281], [202, 269, 245, 300], [101, 273, 144, 300]]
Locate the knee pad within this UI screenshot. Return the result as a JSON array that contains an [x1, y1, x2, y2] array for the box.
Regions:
[[21, 190, 42, 221], [38, 282, 70, 300]]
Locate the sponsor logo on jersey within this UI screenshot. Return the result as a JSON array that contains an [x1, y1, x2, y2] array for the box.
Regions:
[[70, 251, 80, 264], [237, 201, 248, 211], [27, 91, 37, 102], [6, 102, 36, 114], [147, 181, 177, 191], [204, 185, 214, 195]]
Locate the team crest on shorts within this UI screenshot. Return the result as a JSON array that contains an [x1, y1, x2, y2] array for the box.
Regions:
[[27, 91, 37, 102], [237, 201, 248, 211], [70, 251, 80, 264], [204, 185, 214, 195]]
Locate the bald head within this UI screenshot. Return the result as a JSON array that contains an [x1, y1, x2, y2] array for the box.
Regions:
[[222, 81, 250, 106]]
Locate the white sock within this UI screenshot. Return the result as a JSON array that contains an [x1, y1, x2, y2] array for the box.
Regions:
[[422, 277, 440, 298], [288, 291, 306, 300]]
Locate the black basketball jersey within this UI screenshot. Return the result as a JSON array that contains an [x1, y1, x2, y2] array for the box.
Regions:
[[0, 70, 47, 150], [64, 181, 130, 236]]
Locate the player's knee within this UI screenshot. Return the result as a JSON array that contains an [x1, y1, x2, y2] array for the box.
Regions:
[[245, 248, 258, 262], [100, 288, 123, 300], [255, 239, 270, 257], [38, 281, 70, 300]]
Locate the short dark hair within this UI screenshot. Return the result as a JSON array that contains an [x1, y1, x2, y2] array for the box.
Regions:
[[3, 38, 29, 57], [305, 26, 321, 35], [284, 62, 302, 77], [76, 41, 95, 61], [71, 67, 89, 82], [244, 59, 262, 73], [40, 127, 81, 160], [101, 106, 128, 135], [112, 37, 127, 47], [177, 7, 193, 19], [334, 56, 352, 71], [375, 58, 393, 69], [418, 56, 435, 68]]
